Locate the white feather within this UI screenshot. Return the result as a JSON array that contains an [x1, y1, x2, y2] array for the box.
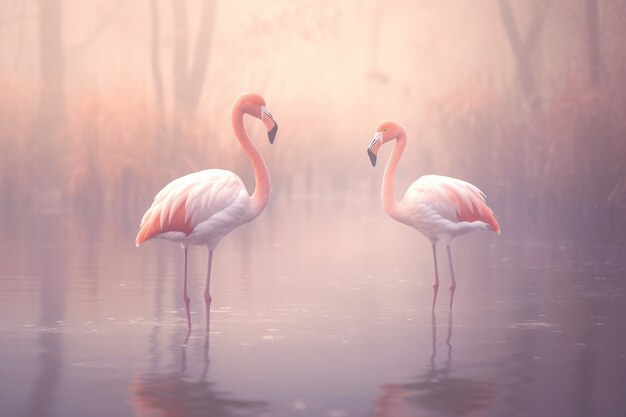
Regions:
[[142, 169, 253, 249]]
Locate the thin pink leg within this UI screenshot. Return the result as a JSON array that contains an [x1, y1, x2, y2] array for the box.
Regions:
[[204, 249, 213, 332], [446, 245, 457, 310], [182, 247, 192, 328], [431, 243, 440, 310]]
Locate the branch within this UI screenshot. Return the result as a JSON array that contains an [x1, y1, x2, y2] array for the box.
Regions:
[[186, 0, 217, 114], [172, 0, 189, 108], [70, 0, 126, 58], [524, 0, 552, 55], [498, 0, 542, 116], [497, 0, 526, 64], [150, 0, 164, 115]]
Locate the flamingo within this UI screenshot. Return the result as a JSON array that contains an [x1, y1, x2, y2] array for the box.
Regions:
[[135, 93, 278, 329], [367, 120, 500, 310]]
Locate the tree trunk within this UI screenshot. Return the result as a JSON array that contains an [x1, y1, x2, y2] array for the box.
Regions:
[[13, 0, 27, 73], [172, 0, 189, 115], [150, 0, 165, 116], [586, 0, 601, 87], [38, 0, 65, 131], [37, 0, 66, 187], [171, 0, 217, 118], [185, 0, 217, 115], [498, 0, 550, 118]]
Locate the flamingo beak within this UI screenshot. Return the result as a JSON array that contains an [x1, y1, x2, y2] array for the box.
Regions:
[[261, 105, 278, 144], [367, 131, 383, 167], [367, 148, 377, 167]]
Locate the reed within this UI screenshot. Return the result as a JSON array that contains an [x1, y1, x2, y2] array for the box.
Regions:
[[62, 89, 229, 212], [428, 73, 626, 233], [0, 75, 624, 234], [0, 78, 38, 209]]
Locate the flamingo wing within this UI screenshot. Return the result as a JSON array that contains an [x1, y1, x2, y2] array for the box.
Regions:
[[407, 175, 500, 234], [135, 169, 249, 246]]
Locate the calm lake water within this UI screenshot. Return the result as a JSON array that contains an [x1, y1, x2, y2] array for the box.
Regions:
[[1, 194, 625, 417]]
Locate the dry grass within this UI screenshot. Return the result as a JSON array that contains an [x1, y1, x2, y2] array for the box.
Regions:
[[428, 73, 626, 233], [543, 73, 624, 214], [0, 75, 625, 233], [0, 79, 230, 213], [428, 76, 529, 197], [63, 89, 227, 211], [0, 78, 39, 208]]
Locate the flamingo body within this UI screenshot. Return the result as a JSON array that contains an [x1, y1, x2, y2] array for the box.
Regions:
[[136, 93, 278, 329], [397, 174, 500, 245], [135, 169, 252, 249], [367, 121, 500, 309]]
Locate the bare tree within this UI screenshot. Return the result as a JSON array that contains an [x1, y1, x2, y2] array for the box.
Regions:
[[38, 0, 65, 127], [586, 0, 601, 87], [172, 0, 189, 114], [498, 0, 552, 117], [70, 1, 125, 59], [13, 0, 28, 73], [171, 0, 218, 117], [36, 0, 66, 184], [150, 0, 165, 116]]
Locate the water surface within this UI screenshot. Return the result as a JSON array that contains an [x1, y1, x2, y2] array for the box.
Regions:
[[1, 196, 625, 417]]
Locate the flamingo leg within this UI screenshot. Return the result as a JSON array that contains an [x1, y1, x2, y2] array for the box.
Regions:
[[182, 247, 192, 328], [431, 243, 440, 309], [446, 245, 457, 310], [204, 249, 213, 332]]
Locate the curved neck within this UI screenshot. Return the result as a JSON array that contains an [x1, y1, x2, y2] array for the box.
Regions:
[[382, 133, 406, 218], [232, 104, 270, 219]]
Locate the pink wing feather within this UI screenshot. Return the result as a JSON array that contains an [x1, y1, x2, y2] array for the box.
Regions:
[[135, 170, 246, 246], [412, 175, 501, 234], [135, 196, 194, 246]]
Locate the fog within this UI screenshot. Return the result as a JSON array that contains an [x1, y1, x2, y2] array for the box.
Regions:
[[1, 2, 626, 417], [1, 0, 624, 236]]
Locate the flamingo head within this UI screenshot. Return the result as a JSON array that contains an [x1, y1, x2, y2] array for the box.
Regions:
[[367, 120, 403, 167], [236, 92, 278, 144]]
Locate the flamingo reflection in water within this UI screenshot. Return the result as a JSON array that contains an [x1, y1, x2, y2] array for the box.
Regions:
[[136, 93, 278, 329], [371, 313, 498, 417], [130, 330, 267, 417]]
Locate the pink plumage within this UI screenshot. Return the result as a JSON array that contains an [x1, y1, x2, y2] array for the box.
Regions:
[[367, 120, 500, 310], [135, 170, 251, 248], [136, 93, 278, 329], [405, 174, 501, 239]]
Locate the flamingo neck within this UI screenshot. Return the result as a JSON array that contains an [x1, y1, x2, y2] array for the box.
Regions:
[[382, 132, 406, 218], [232, 104, 270, 219]]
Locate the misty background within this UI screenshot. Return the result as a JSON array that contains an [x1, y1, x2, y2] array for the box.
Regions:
[[2, 3, 626, 417], [0, 0, 625, 237]]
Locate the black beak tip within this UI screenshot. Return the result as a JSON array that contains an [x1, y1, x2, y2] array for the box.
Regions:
[[367, 148, 377, 167], [268, 124, 278, 144]]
